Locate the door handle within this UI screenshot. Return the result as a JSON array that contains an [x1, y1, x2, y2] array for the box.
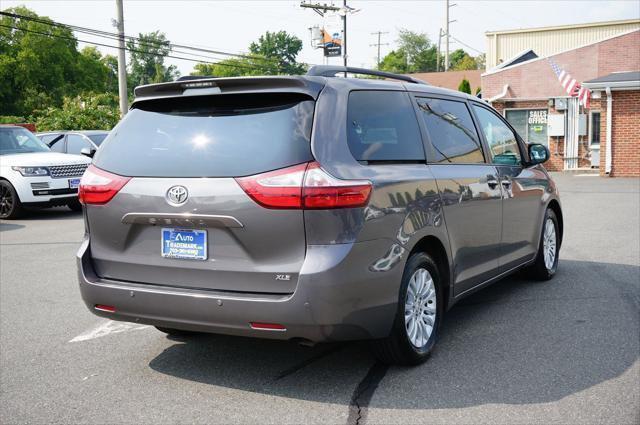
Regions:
[[486, 176, 499, 189]]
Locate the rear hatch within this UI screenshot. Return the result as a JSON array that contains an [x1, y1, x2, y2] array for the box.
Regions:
[[86, 92, 315, 294]]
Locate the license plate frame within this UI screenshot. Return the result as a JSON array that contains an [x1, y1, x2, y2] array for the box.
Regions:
[[68, 178, 81, 189], [161, 228, 207, 261]]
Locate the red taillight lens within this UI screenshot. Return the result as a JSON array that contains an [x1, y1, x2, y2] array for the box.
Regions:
[[302, 162, 371, 209], [78, 165, 131, 205], [236, 162, 371, 210], [235, 163, 307, 209]]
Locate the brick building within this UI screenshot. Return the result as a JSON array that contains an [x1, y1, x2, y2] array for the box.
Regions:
[[482, 24, 640, 176]]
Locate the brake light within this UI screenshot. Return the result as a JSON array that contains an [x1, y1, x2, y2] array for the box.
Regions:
[[236, 162, 371, 210], [78, 165, 131, 205]]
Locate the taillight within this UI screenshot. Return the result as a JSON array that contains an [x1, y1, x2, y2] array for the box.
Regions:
[[236, 162, 371, 210], [302, 162, 372, 209], [78, 165, 131, 205]]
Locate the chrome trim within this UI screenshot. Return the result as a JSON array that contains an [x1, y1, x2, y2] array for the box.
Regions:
[[121, 212, 244, 228]]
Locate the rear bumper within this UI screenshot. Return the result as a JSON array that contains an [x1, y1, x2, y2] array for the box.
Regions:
[[77, 237, 403, 342]]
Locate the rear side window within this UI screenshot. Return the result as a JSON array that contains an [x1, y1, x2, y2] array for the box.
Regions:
[[67, 134, 93, 155], [347, 91, 424, 162], [93, 93, 314, 177], [417, 98, 484, 164]]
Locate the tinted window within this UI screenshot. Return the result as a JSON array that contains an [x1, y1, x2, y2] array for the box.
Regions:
[[88, 134, 108, 145], [94, 94, 314, 177], [67, 134, 93, 155], [417, 98, 484, 164], [0, 127, 50, 155], [472, 104, 522, 166], [49, 136, 66, 153], [40, 134, 58, 144], [347, 91, 424, 162]]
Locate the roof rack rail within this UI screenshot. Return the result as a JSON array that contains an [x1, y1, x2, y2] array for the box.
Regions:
[[306, 65, 428, 85]]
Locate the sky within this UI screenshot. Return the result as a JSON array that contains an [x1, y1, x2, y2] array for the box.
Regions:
[[3, 0, 640, 75]]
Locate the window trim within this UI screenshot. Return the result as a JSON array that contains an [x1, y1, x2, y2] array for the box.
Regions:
[[470, 101, 527, 167], [411, 93, 488, 166], [346, 89, 427, 164]]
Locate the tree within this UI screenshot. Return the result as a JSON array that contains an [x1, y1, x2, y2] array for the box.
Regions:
[[0, 7, 116, 116], [458, 78, 471, 94], [192, 58, 261, 78], [378, 29, 438, 74], [191, 31, 307, 77], [452, 55, 478, 71], [34, 92, 120, 131], [248, 31, 306, 75], [126, 31, 179, 93]]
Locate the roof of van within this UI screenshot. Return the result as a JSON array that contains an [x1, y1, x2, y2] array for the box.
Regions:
[[132, 74, 480, 106]]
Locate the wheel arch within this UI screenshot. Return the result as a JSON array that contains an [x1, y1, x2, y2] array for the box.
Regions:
[[408, 235, 452, 310], [547, 199, 563, 248]]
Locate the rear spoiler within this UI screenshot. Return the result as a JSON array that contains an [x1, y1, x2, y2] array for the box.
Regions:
[[132, 76, 325, 106]]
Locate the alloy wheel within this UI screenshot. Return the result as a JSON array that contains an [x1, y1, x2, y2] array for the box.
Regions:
[[0, 185, 14, 218], [543, 217, 557, 270], [404, 268, 437, 348]]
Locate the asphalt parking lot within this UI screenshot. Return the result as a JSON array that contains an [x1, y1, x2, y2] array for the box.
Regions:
[[1, 172, 638, 425]]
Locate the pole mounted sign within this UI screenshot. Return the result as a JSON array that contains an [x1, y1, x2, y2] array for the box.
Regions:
[[322, 28, 342, 57]]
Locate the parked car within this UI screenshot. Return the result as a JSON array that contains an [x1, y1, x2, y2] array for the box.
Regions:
[[36, 130, 109, 156], [0, 126, 91, 219], [77, 67, 562, 365]]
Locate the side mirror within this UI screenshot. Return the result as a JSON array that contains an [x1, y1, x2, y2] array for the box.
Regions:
[[528, 143, 549, 165], [80, 147, 96, 158]]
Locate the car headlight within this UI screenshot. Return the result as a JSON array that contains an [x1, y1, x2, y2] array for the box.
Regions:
[[11, 166, 50, 176]]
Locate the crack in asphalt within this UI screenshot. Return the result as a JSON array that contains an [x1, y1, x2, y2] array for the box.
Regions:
[[347, 362, 389, 425]]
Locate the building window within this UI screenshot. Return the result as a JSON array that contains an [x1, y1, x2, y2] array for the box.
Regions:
[[505, 109, 548, 146], [590, 111, 601, 146]]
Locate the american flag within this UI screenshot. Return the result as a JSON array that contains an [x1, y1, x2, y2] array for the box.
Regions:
[[548, 58, 590, 108]]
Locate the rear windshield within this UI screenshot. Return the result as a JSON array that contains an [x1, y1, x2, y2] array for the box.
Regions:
[[93, 93, 314, 177]]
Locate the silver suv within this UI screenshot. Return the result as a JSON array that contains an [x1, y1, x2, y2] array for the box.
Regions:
[[77, 67, 562, 365]]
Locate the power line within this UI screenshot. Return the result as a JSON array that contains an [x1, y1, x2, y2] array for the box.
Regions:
[[0, 11, 279, 67], [0, 23, 277, 73], [449, 35, 483, 55]]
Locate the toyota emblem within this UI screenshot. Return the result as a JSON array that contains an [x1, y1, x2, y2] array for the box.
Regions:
[[166, 185, 188, 206]]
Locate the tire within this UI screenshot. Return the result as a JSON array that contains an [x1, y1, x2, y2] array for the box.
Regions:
[[526, 208, 560, 281], [67, 199, 83, 212], [155, 326, 196, 336], [0, 180, 24, 220], [371, 252, 444, 365]]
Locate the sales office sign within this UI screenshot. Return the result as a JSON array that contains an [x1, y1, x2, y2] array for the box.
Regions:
[[528, 110, 547, 133]]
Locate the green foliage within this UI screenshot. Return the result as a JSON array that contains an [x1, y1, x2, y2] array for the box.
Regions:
[[191, 30, 306, 77], [378, 29, 439, 73], [450, 48, 478, 71], [34, 92, 120, 131], [475, 86, 482, 95], [126, 31, 180, 94], [458, 78, 471, 94], [0, 115, 26, 124], [0, 7, 110, 116], [248, 31, 306, 75]]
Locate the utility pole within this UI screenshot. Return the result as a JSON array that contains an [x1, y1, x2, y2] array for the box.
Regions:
[[370, 31, 389, 67], [115, 0, 128, 117], [437, 28, 443, 72], [300, 1, 359, 71], [342, 0, 347, 69], [445, 0, 456, 71]]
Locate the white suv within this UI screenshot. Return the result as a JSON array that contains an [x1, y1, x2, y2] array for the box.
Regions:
[[0, 126, 91, 219]]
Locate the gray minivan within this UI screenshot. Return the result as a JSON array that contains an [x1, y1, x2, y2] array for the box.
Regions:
[[77, 67, 562, 365]]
